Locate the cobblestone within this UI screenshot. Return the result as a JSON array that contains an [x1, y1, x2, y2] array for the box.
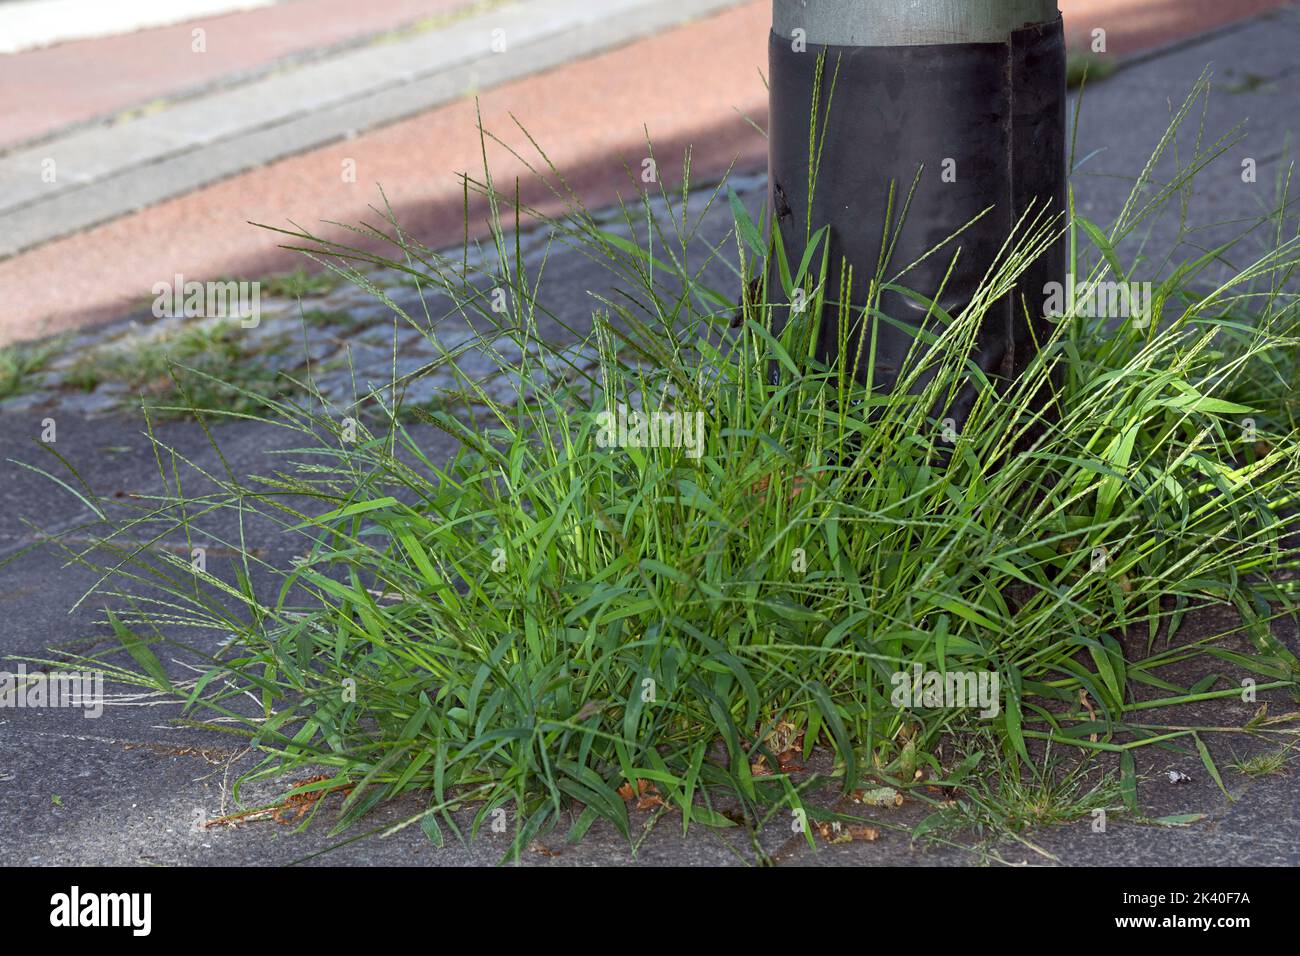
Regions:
[[0, 170, 761, 419]]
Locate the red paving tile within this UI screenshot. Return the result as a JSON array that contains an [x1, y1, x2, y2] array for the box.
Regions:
[[1, 0, 1293, 345], [1060, 0, 1291, 54]]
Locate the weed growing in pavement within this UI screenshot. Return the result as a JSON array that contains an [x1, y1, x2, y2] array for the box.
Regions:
[[26, 74, 1300, 859]]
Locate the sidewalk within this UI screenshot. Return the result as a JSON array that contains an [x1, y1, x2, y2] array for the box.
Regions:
[[0, 0, 473, 148], [1, 4, 1299, 866], [0, 0, 1295, 346]]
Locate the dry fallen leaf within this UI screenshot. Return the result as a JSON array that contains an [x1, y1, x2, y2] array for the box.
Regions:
[[202, 774, 352, 829], [763, 720, 806, 772], [1079, 689, 1099, 743], [635, 789, 665, 811], [272, 775, 338, 824], [618, 779, 664, 809], [766, 720, 800, 753], [818, 822, 880, 844], [776, 749, 805, 772], [750, 473, 810, 500]]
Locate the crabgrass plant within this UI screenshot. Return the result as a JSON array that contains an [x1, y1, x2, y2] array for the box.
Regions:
[[28, 76, 1300, 859]]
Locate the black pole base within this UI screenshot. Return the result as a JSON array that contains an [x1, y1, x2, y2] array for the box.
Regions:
[[767, 18, 1066, 433]]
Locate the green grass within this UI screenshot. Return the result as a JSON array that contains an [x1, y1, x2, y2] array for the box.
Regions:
[[1066, 53, 1119, 89], [910, 739, 1125, 860], [1228, 743, 1295, 778], [0, 339, 59, 400], [301, 307, 362, 326], [1223, 70, 1271, 95], [62, 319, 301, 417], [258, 267, 341, 299], [30, 75, 1300, 859]]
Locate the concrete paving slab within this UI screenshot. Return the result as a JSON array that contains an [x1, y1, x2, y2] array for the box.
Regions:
[[0, 0, 473, 150], [1070, 5, 1300, 284], [0, 0, 276, 54], [0, 0, 749, 258]]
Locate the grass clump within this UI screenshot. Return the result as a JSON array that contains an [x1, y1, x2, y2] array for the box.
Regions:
[[301, 308, 361, 326], [1066, 52, 1118, 89], [258, 267, 340, 299], [63, 318, 301, 418], [31, 79, 1300, 859], [0, 339, 59, 400], [910, 741, 1125, 859], [1228, 743, 1295, 778]]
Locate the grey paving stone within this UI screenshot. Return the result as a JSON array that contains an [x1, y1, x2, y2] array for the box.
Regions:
[[0, 389, 57, 414], [54, 389, 126, 417]]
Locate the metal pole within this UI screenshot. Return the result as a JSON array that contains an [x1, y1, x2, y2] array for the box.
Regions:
[[773, 0, 1058, 46], [768, 0, 1066, 426]]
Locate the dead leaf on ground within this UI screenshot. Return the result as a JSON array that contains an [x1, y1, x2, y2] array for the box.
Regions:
[[750, 473, 810, 500], [818, 822, 880, 844], [272, 774, 350, 824], [635, 789, 665, 811], [765, 720, 806, 771], [204, 774, 352, 829], [1079, 689, 1099, 743], [618, 778, 664, 810], [776, 750, 805, 772]]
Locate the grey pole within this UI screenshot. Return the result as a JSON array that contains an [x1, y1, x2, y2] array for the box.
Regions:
[[768, 0, 1066, 429], [772, 0, 1059, 46]]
